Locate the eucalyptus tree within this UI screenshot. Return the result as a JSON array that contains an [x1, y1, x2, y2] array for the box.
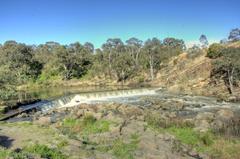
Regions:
[[228, 28, 240, 42], [90, 48, 109, 77], [143, 38, 162, 80], [55, 42, 92, 80], [112, 51, 135, 83], [207, 45, 240, 95], [199, 34, 209, 48], [84, 42, 94, 54], [163, 38, 186, 60], [126, 37, 143, 69], [102, 38, 124, 78], [0, 41, 42, 83]]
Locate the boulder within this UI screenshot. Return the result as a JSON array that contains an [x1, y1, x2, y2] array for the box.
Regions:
[[194, 112, 215, 132], [194, 120, 211, 132], [195, 112, 215, 121], [34, 116, 52, 125], [216, 109, 234, 120]]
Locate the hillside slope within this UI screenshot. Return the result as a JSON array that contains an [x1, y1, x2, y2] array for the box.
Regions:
[[153, 41, 240, 98]]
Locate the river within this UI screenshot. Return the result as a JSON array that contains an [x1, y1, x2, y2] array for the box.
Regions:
[[3, 86, 240, 122]]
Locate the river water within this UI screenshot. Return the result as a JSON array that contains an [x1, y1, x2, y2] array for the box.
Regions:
[[4, 86, 240, 122]]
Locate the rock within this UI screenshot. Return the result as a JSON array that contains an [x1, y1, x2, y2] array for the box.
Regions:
[[194, 112, 215, 132], [216, 109, 234, 120], [194, 120, 210, 133], [120, 121, 146, 137], [17, 113, 29, 118], [196, 112, 215, 121], [34, 116, 52, 125], [76, 109, 84, 118]]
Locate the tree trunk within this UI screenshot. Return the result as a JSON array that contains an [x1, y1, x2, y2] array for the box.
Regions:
[[108, 51, 112, 79], [227, 68, 235, 95], [135, 49, 140, 69], [149, 55, 154, 81]]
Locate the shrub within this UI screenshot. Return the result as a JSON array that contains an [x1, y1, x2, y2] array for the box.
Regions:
[[24, 144, 66, 159], [207, 43, 224, 59]]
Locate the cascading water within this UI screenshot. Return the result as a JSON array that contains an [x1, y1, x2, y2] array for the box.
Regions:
[[39, 88, 158, 111]]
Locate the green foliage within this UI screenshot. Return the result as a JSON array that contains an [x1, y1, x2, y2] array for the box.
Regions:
[[208, 46, 240, 94], [0, 144, 66, 159], [24, 144, 66, 159], [0, 86, 17, 101], [0, 41, 42, 83], [207, 43, 224, 59]]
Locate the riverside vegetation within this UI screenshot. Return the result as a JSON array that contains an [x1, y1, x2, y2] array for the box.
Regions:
[[0, 28, 240, 159], [0, 29, 240, 103]]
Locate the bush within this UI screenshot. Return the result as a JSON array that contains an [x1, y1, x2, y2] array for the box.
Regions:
[[207, 43, 224, 59], [24, 144, 66, 159]]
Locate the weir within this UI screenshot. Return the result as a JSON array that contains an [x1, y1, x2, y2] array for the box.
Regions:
[[0, 88, 158, 120], [42, 88, 157, 111]]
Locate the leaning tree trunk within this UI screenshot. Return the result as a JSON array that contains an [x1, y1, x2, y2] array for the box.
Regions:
[[135, 49, 141, 69], [108, 51, 112, 79], [227, 68, 235, 95], [149, 55, 154, 81]]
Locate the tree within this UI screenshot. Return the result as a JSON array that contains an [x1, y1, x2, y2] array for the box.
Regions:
[[84, 42, 94, 54], [112, 52, 134, 83], [199, 34, 209, 48], [143, 38, 162, 80], [56, 43, 92, 80], [0, 41, 42, 83], [228, 28, 240, 41], [162, 38, 186, 59], [102, 38, 124, 78], [126, 37, 143, 68], [208, 47, 240, 95]]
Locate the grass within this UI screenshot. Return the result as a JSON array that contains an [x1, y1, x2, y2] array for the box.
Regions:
[[0, 148, 9, 159], [0, 144, 66, 159], [24, 144, 66, 159], [98, 133, 140, 159], [144, 113, 240, 159], [208, 139, 240, 159], [60, 115, 111, 139], [167, 127, 214, 152]]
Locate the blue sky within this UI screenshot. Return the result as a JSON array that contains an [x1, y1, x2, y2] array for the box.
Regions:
[[0, 0, 239, 48]]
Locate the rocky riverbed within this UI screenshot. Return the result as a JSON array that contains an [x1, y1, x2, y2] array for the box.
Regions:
[[1, 93, 240, 159]]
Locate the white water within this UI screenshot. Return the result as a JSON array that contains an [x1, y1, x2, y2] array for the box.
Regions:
[[40, 88, 158, 111]]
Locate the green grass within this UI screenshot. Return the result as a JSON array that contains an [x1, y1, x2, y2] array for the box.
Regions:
[[98, 133, 140, 159], [0, 148, 9, 159], [24, 144, 66, 159], [0, 145, 66, 159], [167, 127, 214, 152], [61, 115, 111, 139], [0, 144, 66, 159], [145, 113, 240, 158]]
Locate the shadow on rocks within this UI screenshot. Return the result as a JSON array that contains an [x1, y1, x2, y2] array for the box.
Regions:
[[0, 130, 14, 148]]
